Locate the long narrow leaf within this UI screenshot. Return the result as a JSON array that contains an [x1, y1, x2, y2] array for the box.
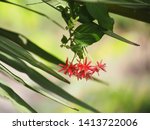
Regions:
[[92, 77, 109, 86], [0, 0, 49, 18], [0, 82, 37, 113], [0, 35, 69, 83], [0, 53, 100, 112], [0, 63, 79, 111], [77, 0, 150, 6], [104, 30, 140, 46], [0, 0, 64, 29], [77, 0, 150, 23], [107, 5, 150, 23], [0, 28, 64, 65]]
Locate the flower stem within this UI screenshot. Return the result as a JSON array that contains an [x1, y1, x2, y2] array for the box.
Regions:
[[71, 53, 77, 64]]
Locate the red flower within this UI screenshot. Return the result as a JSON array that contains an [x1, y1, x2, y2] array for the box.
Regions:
[[58, 58, 69, 74], [58, 58, 76, 77], [76, 58, 93, 79], [58, 57, 106, 80], [67, 63, 77, 77], [77, 57, 92, 71], [76, 71, 93, 80], [97, 61, 106, 72]]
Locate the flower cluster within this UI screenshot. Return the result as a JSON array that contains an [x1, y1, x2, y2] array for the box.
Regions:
[[58, 57, 106, 80]]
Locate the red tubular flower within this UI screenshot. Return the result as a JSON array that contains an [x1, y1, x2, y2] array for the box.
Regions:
[[58, 58, 69, 74], [58, 58, 77, 77], [97, 61, 106, 72], [58, 57, 106, 80], [76, 57, 93, 79], [76, 71, 93, 80], [67, 63, 77, 77], [77, 57, 92, 71]]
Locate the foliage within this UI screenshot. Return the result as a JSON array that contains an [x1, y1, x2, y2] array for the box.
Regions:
[[0, 0, 149, 112]]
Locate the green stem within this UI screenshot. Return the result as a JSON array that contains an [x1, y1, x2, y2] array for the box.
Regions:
[[71, 53, 77, 63], [42, 0, 61, 12]]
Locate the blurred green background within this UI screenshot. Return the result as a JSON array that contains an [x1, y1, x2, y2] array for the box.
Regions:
[[0, 0, 150, 112]]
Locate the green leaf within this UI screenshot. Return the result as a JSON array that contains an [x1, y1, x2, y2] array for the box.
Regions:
[[92, 77, 109, 86], [107, 4, 150, 23], [86, 3, 114, 30], [79, 0, 150, 6], [0, 82, 37, 113], [0, 0, 64, 29], [74, 23, 139, 46], [61, 35, 68, 44], [0, 63, 79, 111], [0, 0, 49, 19], [141, 0, 150, 4], [0, 28, 64, 65], [78, 5, 94, 23], [0, 53, 100, 112], [73, 23, 104, 58], [42, 0, 65, 12], [0, 35, 69, 83], [79, 0, 150, 23], [104, 30, 140, 46], [71, 44, 84, 59], [74, 23, 104, 46]]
